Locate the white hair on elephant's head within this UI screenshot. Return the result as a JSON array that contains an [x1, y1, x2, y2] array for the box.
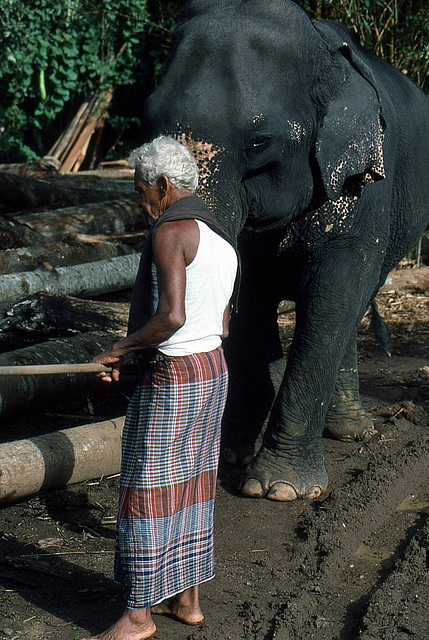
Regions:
[[287, 120, 307, 143], [174, 133, 225, 210], [279, 191, 361, 252], [327, 119, 386, 192], [252, 114, 266, 124], [279, 165, 381, 252]]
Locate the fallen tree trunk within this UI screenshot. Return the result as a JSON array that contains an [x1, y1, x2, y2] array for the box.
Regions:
[[0, 172, 134, 213], [0, 238, 137, 275], [67, 229, 148, 247], [0, 294, 129, 352], [0, 217, 48, 250], [381, 266, 429, 293], [0, 252, 140, 302], [0, 417, 124, 504], [0, 330, 126, 419], [0, 157, 62, 178], [11, 199, 142, 240]]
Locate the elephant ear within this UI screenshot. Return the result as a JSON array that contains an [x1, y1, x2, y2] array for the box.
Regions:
[[313, 21, 386, 201]]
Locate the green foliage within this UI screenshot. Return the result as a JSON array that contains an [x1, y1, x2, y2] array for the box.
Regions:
[[0, 0, 180, 162]]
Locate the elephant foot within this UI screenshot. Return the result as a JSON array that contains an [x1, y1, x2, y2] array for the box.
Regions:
[[324, 401, 377, 442], [240, 448, 328, 502], [222, 444, 255, 467]]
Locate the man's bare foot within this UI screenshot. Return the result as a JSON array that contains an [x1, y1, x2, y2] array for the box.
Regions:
[[151, 586, 204, 626], [151, 597, 204, 625], [82, 608, 156, 640]]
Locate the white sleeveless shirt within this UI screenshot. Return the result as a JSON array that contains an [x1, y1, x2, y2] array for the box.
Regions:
[[151, 220, 238, 356]]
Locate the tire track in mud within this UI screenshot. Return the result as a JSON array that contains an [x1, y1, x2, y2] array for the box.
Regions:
[[269, 430, 429, 640]]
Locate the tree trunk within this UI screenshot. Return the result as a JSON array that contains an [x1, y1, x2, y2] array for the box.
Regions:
[[0, 238, 138, 275], [0, 157, 62, 178], [11, 199, 144, 241], [381, 266, 429, 292], [0, 172, 134, 213], [0, 330, 127, 419], [0, 293, 129, 352], [68, 229, 148, 247], [0, 253, 140, 302], [0, 217, 48, 250], [0, 417, 124, 504]]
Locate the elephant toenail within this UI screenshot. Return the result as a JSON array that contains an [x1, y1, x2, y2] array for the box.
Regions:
[[266, 482, 298, 502], [306, 486, 322, 500], [241, 478, 266, 498]]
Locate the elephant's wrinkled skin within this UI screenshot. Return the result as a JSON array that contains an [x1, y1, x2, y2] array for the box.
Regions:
[[145, 0, 429, 500]]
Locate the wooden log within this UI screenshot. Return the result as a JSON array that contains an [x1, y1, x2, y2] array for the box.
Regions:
[[0, 253, 140, 302], [0, 330, 126, 419], [53, 88, 114, 173], [48, 99, 93, 160], [0, 157, 62, 178], [11, 199, 142, 240], [0, 237, 137, 275], [0, 172, 134, 213], [66, 229, 148, 247], [381, 266, 429, 293], [63, 91, 114, 173], [0, 294, 129, 352], [0, 216, 48, 250], [0, 417, 125, 504]]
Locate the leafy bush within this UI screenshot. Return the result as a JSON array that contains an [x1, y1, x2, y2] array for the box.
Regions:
[[0, 0, 180, 163]]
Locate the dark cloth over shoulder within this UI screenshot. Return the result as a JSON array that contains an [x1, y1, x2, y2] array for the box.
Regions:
[[127, 195, 239, 336]]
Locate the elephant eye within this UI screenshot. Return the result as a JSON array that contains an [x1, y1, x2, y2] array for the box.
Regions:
[[247, 135, 271, 152]]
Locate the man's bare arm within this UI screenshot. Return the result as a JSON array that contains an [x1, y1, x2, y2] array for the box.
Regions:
[[221, 303, 231, 339], [93, 220, 198, 380]]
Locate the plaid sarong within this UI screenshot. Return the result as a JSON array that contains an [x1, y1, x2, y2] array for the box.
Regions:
[[114, 346, 228, 609]]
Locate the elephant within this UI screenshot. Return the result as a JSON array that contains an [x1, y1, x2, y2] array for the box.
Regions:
[[144, 0, 429, 501]]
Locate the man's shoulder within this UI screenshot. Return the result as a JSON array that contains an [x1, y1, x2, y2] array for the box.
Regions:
[[152, 219, 199, 259], [153, 218, 198, 240]]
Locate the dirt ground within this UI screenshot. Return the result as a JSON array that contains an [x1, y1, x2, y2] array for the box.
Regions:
[[0, 277, 428, 640]]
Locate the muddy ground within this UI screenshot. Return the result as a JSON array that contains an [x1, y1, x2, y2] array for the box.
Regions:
[[0, 277, 428, 640]]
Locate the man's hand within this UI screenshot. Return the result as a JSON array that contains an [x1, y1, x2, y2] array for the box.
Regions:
[[92, 352, 123, 383]]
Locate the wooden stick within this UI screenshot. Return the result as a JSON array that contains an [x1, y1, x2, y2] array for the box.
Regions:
[[0, 362, 138, 376], [47, 99, 91, 159], [0, 363, 111, 375]]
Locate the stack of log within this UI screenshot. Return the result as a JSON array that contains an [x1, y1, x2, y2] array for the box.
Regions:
[[47, 89, 115, 173], [0, 157, 149, 502], [0, 162, 147, 425], [0, 172, 147, 302]]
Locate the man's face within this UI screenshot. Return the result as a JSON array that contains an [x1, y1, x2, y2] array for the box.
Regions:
[[134, 173, 165, 223]]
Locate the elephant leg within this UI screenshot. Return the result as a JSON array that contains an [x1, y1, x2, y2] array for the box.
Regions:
[[240, 249, 383, 501], [222, 299, 283, 466], [324, 331, 377, 442], [222, 235, 284, 466]]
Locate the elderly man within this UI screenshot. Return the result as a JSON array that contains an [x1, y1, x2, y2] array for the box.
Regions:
[[85, 136, 238, 640]]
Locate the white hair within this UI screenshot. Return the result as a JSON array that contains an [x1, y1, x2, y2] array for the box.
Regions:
[[128, 136, 198, 193]]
